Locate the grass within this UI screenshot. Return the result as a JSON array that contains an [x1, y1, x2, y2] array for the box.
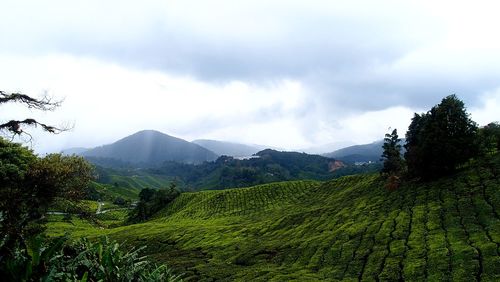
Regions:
[[47, 156, 500, 281]]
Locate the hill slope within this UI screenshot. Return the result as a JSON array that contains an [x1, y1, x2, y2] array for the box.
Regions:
[[83, 130, 218, 166], [323, 140, 384, 163], [153, 149, 341, 190], [192, 139, 263, 157], [60, 147, 89, 155], [49, 156, 500, 281]]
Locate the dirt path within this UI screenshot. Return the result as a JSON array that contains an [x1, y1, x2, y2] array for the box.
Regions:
[[96, 202, 104, 214]]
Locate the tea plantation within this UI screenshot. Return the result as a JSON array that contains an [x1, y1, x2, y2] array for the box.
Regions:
[[48, 156, 500, 281]]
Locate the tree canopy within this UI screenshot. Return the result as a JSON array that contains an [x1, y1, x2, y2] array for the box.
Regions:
[[477, 122, 500, 155], [404, 95, 478, 179], [381, 128, 403, 176], [128, 184, 180, 223], [0, 138, 94, 260]]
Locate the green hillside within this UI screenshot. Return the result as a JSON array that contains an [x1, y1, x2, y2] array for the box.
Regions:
[[153, 149, 343, 191], [90, 166, 175, 201], [48, 156, 500, 281], [107, 173, 172, 191]]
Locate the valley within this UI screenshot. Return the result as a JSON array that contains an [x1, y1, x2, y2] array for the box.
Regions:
[[47, 155, 500, 281], [3, 2, 500, 280]]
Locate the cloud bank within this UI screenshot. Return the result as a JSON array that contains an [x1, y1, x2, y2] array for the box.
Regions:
[[1, 0, 499, 152]]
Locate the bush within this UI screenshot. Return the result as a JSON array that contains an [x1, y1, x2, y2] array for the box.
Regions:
[[0, 233, 182, 281], [113, 196, 127, 206], [128, 185, 180, 223]]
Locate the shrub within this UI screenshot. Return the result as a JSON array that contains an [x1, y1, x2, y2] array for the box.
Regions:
[[0, 233, 182, 281]]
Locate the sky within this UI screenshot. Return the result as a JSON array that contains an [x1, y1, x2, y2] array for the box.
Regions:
[[1, 0, 500, 153]]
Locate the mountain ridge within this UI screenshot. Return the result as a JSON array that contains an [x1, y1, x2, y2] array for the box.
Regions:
[[323, 140, 385, 163], [191, 139, 264, 157], [82, 130, 218, 166]]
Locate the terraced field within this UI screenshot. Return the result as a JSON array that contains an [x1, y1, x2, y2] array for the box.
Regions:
[[108, 173, 173, 190], [88, 172, 174, 202], [48, 157, 500, 281]]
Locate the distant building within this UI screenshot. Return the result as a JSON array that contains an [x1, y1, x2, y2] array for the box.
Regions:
[[354, 161, 374, 166], [234, 155, 261, 160]]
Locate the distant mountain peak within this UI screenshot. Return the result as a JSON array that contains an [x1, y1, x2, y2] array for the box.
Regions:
[[82, 130, 218, 167]]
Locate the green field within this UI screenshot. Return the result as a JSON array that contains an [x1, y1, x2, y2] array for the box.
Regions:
[[48, 156, 500, 281], [107, 173, 173, 190], [87, 172, 174, 203]]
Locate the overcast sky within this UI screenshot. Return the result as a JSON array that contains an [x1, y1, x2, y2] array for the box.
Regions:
[[1, 0, 500, 153]]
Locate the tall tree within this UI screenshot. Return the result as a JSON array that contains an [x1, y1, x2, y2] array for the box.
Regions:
[[381, 128, 403, 176], [404, 113, 428, 178], [0, 139, 94, 250], [404, 95, 478, 179]]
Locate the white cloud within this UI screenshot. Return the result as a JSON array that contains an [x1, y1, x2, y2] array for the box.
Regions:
[[1, 1, 500, 154], [0, 54, 311, 152], [470, 90, 500, 126]]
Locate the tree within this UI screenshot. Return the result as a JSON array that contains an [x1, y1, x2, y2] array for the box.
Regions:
[[0, 90, 67, 139], [128, 186, 180, 223], [477, 122, 500, 155], [0, 140, 94, 251], [381, 128, 403, 176], [139, 188, 156, 202], [404, 113, 428, 178], [404, 95, 478, 179]]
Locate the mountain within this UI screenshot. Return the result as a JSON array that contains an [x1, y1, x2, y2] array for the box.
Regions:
[[323, 140, 384, 163], [60, 147, 89, 155], [152, 149, 346, 190], [192, 139, 262, 157], [300, 141, 355, 155], [82, 130, 218, 167]]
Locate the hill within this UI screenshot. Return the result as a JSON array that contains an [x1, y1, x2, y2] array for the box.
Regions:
[[60, 147, 89, 155], [82, 130, 218, 167], [152, 149, 343, 190], [192, 139, 262, 157], [300, 141, 355, 155], [48, 155, 500, 281], [323, 140, 384, 163]]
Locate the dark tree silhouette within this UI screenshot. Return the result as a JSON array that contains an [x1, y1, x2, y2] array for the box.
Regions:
[[381, 128, 403, 176], [404, 95, 478, 179], [0, 90, 68, 139]]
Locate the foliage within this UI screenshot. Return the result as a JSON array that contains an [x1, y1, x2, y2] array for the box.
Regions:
[[478, 122, 500, 155], [27, 154, 95, 204], [0, 138, 94, 276], [381, 128, 403, 176], [48, 154, 500, 280], [84, 184, 102, 201], [151, 149, 340, 190], [0, 233, 182, 282], [89, 165, 173, 201], [113, 197, 128, 206], [128, 184, 180, 223], [0, 137, 37, 190], [405, 95, 478, 179], [329, 162, 382, 178]]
